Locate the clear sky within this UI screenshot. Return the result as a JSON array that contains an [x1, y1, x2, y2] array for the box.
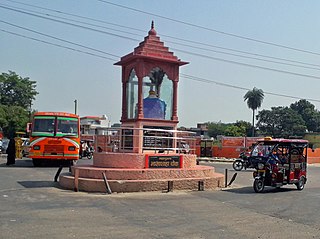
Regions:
[[1, 1, 320, 127]]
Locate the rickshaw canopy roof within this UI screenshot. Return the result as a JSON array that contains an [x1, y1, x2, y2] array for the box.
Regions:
[[257, 137, 308, 145]]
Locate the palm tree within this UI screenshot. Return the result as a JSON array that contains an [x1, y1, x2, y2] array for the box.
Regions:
[[244, 87, 264, 137]]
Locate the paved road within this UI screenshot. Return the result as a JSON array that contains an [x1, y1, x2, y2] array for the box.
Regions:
[[1, 156, 320, 239]]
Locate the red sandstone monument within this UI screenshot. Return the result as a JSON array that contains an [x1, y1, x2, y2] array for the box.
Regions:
[[59, 22, 224, 193]]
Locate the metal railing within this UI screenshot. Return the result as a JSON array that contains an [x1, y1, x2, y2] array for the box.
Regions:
[[94, 127, 197, 154]]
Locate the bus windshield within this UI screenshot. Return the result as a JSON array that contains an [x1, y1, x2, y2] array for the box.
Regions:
[[32, 116, 78, 137], [56, 117, 78, 137]]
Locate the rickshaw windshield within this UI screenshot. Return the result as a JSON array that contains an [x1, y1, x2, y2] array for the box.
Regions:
[[251, 139, 308, 163], [251, 143, 276, 157]]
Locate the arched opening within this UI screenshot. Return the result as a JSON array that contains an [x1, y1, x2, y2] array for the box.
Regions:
[[142, 67, 173, 120], [126, 69, 138, 119]]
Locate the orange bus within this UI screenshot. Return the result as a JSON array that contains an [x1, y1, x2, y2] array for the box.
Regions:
[[28, 112, 80, 166]]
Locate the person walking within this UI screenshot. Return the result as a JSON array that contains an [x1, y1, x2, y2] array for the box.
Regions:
[[6, 138, 16, 165]]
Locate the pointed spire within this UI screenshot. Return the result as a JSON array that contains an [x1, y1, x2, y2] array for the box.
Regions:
[[148, 20, 157, 35]]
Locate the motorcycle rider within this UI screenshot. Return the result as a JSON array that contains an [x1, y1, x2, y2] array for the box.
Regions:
[[80, 141, 88, 157]]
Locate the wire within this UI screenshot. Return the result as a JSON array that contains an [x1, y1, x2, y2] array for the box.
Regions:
[[3, 4, 320, 81], [3, 0, 144, 33], [2, 1, 320, 102], [2, 26, 320, 104], [0, 28, 118, 61], [3, 4, 320, 80], [163, 36, 320, 68], [2, 2, 320, 69], [0, 3, 145, 39], [0, 5, 140, 42], [174, 48, 320, 81], [167, 41, 320, 71], [0, 19, 121, 58], [181, 73, 320, 103], [96, 0, 320, 56]]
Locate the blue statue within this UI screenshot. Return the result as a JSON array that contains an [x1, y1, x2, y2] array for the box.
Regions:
[[143, 90, 166, 119]]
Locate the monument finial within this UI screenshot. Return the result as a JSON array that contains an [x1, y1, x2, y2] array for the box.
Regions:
[[148, 20, 156, 35]]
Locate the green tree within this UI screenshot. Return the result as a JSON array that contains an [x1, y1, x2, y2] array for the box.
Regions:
[[256, 106, 306, 138], [0, 71, 38, 108], [207, 121, 251, 137], [234, 120, 252, 136], [3, 106, 30, 137], [290, 99, 320, 132], [225, 125, 246, 137], [0, 71, 38, 137], [244, 87, 264, 137], [207, 122, 229, 138]]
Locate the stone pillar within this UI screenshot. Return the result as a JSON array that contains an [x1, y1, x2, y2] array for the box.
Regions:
[[137, 75, 144, 119], [121, 68, 127, 121], [172, 79, 178, 121]]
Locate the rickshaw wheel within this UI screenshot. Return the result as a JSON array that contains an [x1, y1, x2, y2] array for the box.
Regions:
[[253, 178, 264, 193], [296, 176, 305, 190], [233, 160, 244, 171]]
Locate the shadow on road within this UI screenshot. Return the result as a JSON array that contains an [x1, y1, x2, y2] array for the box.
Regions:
[[0, 160, 73, 168], [18, 180, 59, 188], [223, 186, 295, 194], [0, 160, 33, 168]]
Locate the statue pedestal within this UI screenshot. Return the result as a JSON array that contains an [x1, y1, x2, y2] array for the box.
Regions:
[[59, 152, 224, 193]]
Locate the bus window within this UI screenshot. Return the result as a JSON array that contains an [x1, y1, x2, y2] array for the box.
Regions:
[[32, 116, 55, 136], [56, 117, 79, 137]]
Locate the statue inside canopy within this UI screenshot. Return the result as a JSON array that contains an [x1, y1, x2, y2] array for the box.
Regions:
[[143, 90, 166, 119]]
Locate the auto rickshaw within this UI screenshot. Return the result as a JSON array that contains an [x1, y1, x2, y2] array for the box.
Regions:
[[250, 137, 308, 193]]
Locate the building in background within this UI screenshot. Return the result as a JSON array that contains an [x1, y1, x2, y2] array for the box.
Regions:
[[179, 123, 209, 138], [80, 115, 110, 136]]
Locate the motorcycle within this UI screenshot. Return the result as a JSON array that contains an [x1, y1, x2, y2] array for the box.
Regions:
[[232, 151, 254, 171], [79, 140, 94, 159], [79, 147, 93, 160]]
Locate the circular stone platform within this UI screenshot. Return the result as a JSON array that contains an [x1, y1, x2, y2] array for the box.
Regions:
[[59, 152, 224, 193]]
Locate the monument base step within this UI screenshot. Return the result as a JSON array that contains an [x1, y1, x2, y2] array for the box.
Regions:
[[59, 173, 224, 193]]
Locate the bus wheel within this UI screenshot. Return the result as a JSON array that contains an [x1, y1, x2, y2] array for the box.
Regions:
[[32, 159, 41, 167]]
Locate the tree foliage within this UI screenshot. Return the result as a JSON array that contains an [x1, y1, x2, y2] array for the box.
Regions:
[[256, 106, 307, 138], [290, 99, 320, 132], [1, 106, 30, 137], [207, 120, 252, 138], [207, 122, 228, 138], [244, 87, 264, 136], [244, 87, 264, 111], [225, 125, 245, 137], [0, 71, 38, 108], [255, 99, 320, 138], [203, 100, 320, 139], [235, 120, 253, 136], [0, 71, 38, 137]]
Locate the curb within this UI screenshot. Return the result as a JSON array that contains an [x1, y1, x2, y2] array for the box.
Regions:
[[197, 157, 320, 167], [197, 157, 235, 163]]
